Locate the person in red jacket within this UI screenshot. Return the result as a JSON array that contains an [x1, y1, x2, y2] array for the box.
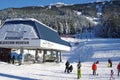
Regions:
[[92, 62, 97, 75], [117, 62, 120, 76]]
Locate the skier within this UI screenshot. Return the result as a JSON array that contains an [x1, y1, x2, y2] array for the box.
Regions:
[[11, 55, 15, 64], [117, 62, 120, 76], [92, 62, 97, 75], [64, 60, 70, 73], [110, 70, 114, 80], [77, 61, 82, 79], [96, 60, 99, 64], [17, 53, 22, 65], [69, 65, 73, 72], [108, 59, 112, 68]]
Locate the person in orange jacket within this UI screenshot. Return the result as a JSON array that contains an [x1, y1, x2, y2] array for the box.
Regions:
[[117, 62, 120, 76], [92, 62, 97, 75]]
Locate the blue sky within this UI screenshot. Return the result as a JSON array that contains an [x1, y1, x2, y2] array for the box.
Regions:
[[0, 0, 104, 10]]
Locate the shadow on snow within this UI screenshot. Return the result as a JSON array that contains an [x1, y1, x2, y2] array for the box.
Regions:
[[0, 73, 37, 80]]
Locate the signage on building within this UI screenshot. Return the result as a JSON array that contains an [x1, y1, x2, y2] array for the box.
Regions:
[[0, 41, 29, 45]]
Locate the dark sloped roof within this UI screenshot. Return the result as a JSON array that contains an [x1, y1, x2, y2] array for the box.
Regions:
[[35, 21, 71, 47], [3, 19, 70, 47]]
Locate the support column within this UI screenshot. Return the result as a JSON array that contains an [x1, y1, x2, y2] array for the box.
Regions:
[[35, 49, 38, 63], [43, 50, 47, 63], [20, 47, 24, 65], [60, 51, 62, 62], [51, 50, 54, 62], [56, 51, 59, 63], [50, 50, 53, 57]]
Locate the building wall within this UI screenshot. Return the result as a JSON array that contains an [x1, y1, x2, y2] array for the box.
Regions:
[[0, 48, 11, 62]]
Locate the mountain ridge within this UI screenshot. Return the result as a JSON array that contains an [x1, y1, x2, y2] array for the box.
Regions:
[[0, 0, 120, 38]]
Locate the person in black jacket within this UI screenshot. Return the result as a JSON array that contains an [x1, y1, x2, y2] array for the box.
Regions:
[[64, 60, 70, 73], [69, 65, 73, 72]]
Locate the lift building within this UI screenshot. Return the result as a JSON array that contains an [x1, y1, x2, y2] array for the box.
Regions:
[[0, 18, 71, 63]]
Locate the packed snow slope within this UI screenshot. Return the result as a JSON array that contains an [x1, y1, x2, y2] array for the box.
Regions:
[[68, 38, 120, 62], [0, 38, 120, 80]]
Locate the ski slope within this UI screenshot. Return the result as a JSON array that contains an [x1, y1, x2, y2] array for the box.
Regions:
[[0, 38, 120, 80]]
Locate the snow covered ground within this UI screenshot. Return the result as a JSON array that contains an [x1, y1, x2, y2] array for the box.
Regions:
[[0, 38, 120, 80]]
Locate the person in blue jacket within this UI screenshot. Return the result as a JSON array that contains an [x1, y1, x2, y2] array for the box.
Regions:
[[17, 53, 22, 65]]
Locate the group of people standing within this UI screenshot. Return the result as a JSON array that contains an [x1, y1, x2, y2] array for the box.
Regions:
[[108, 60, 120, 80], [64, 60, 82, 79], [92, 60, 120, 80], [64, 60, 73, 73], [65, 59, 120, 79], [8, 54, 22, 65], [107, 59, 120, 79]]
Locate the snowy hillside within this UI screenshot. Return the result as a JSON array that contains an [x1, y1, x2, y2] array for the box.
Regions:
[[0, 38, 120, 80]]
